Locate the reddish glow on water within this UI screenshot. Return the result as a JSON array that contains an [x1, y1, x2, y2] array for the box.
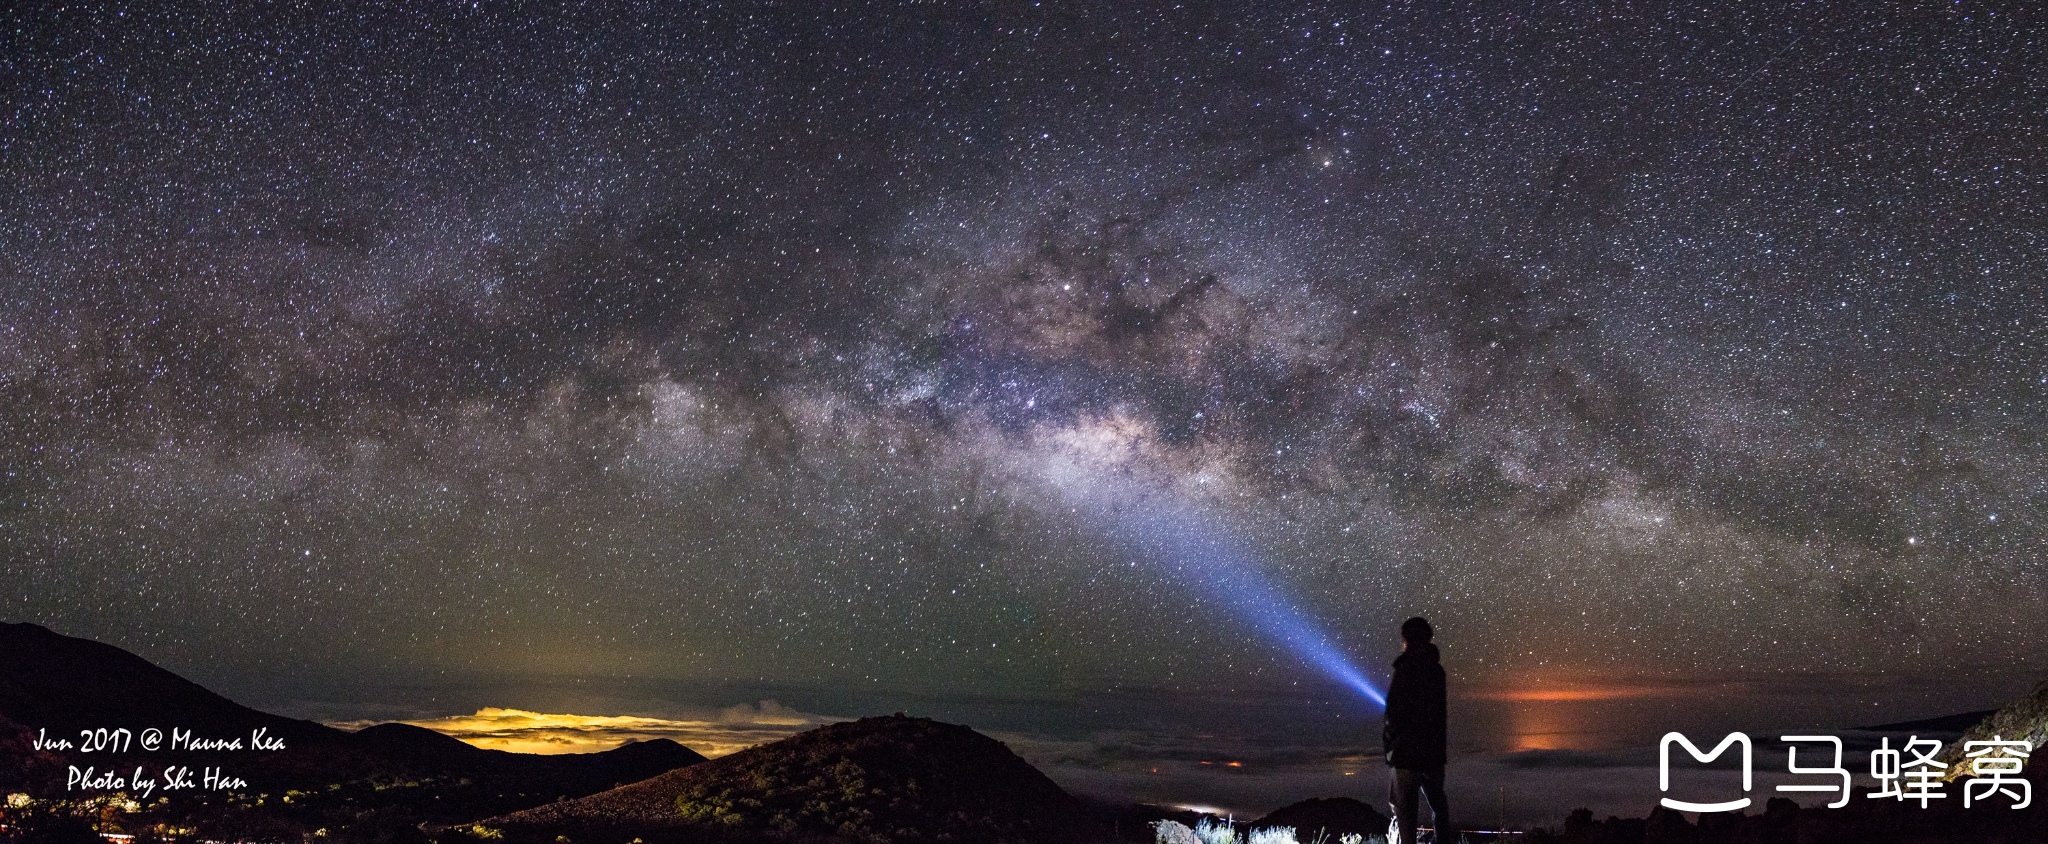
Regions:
[[1470, 679, 1689, 752], [1485, 685, 1662, 702], [1505, 701, 1607, 751]]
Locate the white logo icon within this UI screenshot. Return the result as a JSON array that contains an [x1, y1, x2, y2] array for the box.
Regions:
[[1660, 731, 1752, 812]]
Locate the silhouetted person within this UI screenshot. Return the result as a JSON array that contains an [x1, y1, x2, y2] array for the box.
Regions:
[[1385, 616, 1449, 844]]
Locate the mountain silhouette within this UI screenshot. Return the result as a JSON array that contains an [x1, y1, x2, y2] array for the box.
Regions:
[[347, 719, 708, 795], [0, 622, 704, 817], [0, 621, 344, 749], [1935, 677, 2048, 781], [351, 721, 495, 761], [485, 713, 1110, 843], [1856, 709, 2000, 733], [1253, 797, 1390, 840]]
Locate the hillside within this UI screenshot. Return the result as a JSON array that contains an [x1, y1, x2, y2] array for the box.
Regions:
[[0, 621, 345, 749], [350, 720, 708, 796], [1937, 677, 2048, 780], [1252, 797, 1389, 840], [0, 622, 704, 830], [487, 713, 1110, 843]]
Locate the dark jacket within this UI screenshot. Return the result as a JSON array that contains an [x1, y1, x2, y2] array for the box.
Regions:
[[1382, 641, 1447, 770]]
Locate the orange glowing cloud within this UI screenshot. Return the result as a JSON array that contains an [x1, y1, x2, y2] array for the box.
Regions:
[[332, 701, 836, 757]]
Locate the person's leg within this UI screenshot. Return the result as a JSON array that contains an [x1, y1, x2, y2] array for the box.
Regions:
[[1419, 765, 1451, 843], [1388, 767, 1421, 844]]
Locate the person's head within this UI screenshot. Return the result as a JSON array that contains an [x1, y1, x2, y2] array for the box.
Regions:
[[1400, 616, 1433, 649]]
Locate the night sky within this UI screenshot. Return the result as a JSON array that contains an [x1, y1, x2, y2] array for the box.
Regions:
[[5, 0, 2046, 721]]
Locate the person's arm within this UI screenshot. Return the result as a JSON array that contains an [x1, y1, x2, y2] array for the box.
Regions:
[[1382, 667, 1408, 760], [1431, 666, 1447, 734]]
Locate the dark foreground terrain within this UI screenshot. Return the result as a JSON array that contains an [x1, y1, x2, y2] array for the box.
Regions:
[[480, 713, 1112, 843], [3, 622, 2044, 844], [0, 622, 704, 842]]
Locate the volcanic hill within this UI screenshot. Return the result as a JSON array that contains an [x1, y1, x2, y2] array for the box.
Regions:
[[1252, 797, 1390, 840], [1937, 676, 2048, 780], [486, 713, 1111, 843], [0, 620, 342, 749], [0, 622, 704, 815]]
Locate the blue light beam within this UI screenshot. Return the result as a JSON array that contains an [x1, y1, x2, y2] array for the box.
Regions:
[[1082, 489, 1386, 708]]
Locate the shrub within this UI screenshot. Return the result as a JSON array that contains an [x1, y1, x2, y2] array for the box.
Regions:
[[1194, 816, 1241, 844], [1154, 820, 1200, 844]]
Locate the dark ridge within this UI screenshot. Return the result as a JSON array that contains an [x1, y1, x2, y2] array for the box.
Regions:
[[350, 721, 494, 763], [1252, 796, 1390, 839], [348, 720, 708, 793], [0, 621, 706, 823], [487, 713, 1111, 843], [592, 737, 708, 769], [0, 621, 348, 748], [1856, 709, 1998, 733]]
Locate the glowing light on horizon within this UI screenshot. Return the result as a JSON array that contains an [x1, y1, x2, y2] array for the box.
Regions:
[[1174, 804, 1234, 817], [329, 702, 831, 757], [1486, 688, 1662, 702], [1486, 682, 1667, 751]]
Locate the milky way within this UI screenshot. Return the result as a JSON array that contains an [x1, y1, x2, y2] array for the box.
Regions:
[[4, 1, 2045, 706]]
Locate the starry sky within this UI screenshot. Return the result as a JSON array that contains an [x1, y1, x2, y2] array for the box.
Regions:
[[4, 0, 2046, 725]]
